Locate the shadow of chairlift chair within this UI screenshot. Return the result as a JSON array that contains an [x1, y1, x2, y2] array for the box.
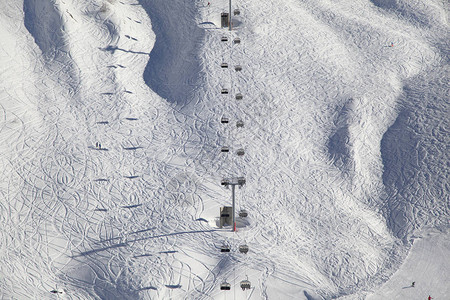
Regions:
[[235, 93, 243, 100], [220, 281, 231, 290], [236, 120, 244, 128], [234, 9, 241, 16], [234, 37, 241, 44], [236, 148, 245, 156], [235, 65, 242, 72], [239, 244, 249, 254], [239, 209, 248, 217]]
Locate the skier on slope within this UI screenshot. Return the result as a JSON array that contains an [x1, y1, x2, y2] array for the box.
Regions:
[[428, 296, 432, 300]]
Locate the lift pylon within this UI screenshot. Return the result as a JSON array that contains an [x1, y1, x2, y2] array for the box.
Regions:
[[221, 177, 246, 231]]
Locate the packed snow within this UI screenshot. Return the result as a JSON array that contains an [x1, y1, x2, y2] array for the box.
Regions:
[[0, 0, 448, 299]]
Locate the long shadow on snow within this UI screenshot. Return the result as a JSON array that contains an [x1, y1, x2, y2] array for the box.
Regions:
[[23, 0, 64, 59], [327, 99, 353, 170], [74, 229, 218, 257], [380, 70, 449, 240], [369, 0, 433, 28], [138, 0, 204, 105], [66, 254, 139, 299], [23, 0, 79, 86], [99, 45, 150, 56]]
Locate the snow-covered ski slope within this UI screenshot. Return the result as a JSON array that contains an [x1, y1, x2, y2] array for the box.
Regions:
[[0, 0, 448, 299]]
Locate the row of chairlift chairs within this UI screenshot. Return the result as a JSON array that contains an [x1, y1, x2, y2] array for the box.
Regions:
[[221, 244, 249, 253], [219, 28, 246, 220], [221, 279, 251, 291], [220, 90, 243, 100], [219, 174, 249, 292], [221, 117, 244, 128], [219, 207, 248, 220], [220, 90, 243, 102], [221, 146, 245, 156], [221, 94, 245, 151], [219, 22, 251, 293], [220, 243, 251, 291], [221, 63, 242, 72], [221, 36, 241, 44]]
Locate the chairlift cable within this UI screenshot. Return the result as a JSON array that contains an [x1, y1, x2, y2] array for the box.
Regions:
[[221, 30, 231, 180], [234, 265, 236, 300], [229, 29, 236, 181]]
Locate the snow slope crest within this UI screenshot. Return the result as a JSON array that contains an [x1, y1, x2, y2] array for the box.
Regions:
[[0, 0, 448, 299]]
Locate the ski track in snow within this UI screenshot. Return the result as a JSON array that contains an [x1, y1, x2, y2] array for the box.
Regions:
[[0, 0, 448, 299]]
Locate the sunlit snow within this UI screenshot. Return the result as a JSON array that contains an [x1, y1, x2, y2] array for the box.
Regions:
[[0, 0, 448, 299]]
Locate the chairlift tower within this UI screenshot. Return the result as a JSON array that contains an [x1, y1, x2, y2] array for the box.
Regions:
[[228, 0, 232, 31], [222, 177, 246, 231]]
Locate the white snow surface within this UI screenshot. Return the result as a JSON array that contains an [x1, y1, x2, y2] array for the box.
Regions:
[[0, 0, 448, 299]]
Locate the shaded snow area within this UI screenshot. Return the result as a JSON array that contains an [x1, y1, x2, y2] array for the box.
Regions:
[[0, 0, 448, 299]]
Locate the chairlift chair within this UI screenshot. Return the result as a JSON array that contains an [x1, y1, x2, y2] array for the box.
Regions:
[[221, 88, 229, 94], [221, 117, 229, 124], [221, 146, 230, 153], [240, 279, 251, 290], [220, 245, 231, 252], [221, 63, 228, 68], [235, 93, 243, 100], [220, 281, 231, 290], [221, 178, 230, 186], [221, 36, 228, 42], [239, 244, 249, 254]]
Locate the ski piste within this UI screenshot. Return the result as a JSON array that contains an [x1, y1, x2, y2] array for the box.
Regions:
[[0, 0, 448, 299]]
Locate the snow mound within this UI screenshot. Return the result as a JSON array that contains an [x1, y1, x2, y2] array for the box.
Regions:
[[0, 0, 448, 299]]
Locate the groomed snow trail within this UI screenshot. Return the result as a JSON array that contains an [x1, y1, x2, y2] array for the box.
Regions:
[[0, 0, 448, 299]]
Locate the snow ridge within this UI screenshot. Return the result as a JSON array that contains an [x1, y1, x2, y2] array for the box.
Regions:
[[0, 0, 448, 299]]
